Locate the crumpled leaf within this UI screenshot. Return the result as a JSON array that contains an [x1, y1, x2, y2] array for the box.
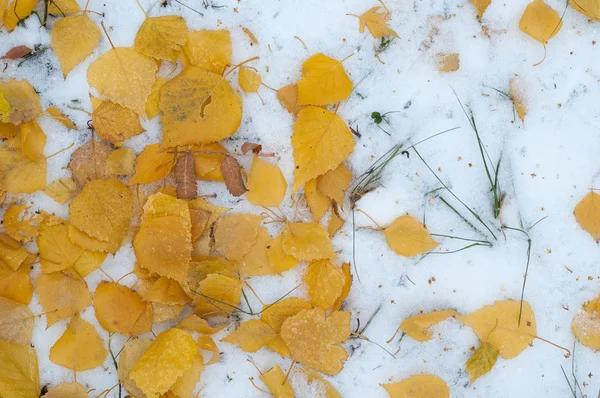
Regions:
[[36, 271, 92, 326], [69, 140, 113, 188], [94, 281, 153, 336], [134, 193, 192, 284], [297, 54, 353, 106], [471, 0, 492, 18], [509, 76, 527, 122], [51, 14, 101, 77], [129, 143, 176, 184], [317, 164, 352, 206], [281, 308, 350, 375], [519, 0, 562, 44], [43, 178, 77, 204], [278, 84, 304, 115], [88, 47, 157, 116], [42, 382, 89, 398], [134, 15, 187, 62], [222, 319, 277, 352], [305, 259, 346, 310], [47, 107, 77, 129], [246, 157, 287, 207], [0, 340, 39, 398], [384, 215, 438, 257], [175, 152, 197, 200], [181, 29, 232, 74], [292, 107, 354, 191], [178, 314, 225, 334], [574, 192, 600, 242], [281, 222, 335, 261], [159, 67, 242, 147], [0, 296, 34, 346], [214, 213, 262, 261], [221, 155, 247, 197], [49, 314, 107, 371], [0, 233, 30, 271], [466, 342, 499, 384], [381, 374, 449, 398], [458, 300, 536, 359], [20, 120, 46, 161], [3, 204, 43, 242], [238, 67, 262, 93], [92, 101, 144, 145], [1, 45, 32, 60], [193, 273, 243, 317], [0, 136, 46, 194], [69, 179, 132, 251], [129, 328, 200, 397], [572, 295, 600, 349], [353, 6, 399, 38], [118, 338, 153, 398], [266, 234, 299, 274], [260, 365, 294, 398], [0, 255, 34, 304], [400, 309, 458, 341], [3, 0, 37, 32], [107, 147, 135, 175]]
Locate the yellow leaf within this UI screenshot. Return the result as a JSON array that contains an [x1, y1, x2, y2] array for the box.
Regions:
[[50, 314, 107, 371], [436, 52, 460, 72], [36, 271, 92, 326], [0, 136, 47, 193], [134, 15, 187, 62], [170, 355, 204, 398], [0, 79, 42, 124], [51, 14, 101, 77], [47, 106, 77, 129], [118, 338, 152, 398], [471, 0, 492, 18], [305, 259, 346, 310], [178, 314, 225, 334], [572, 296, 600, 349], [182, 29, 232, 74], [134, 193, 192, 284], [328, 205, 345, 237], [0, 233, 30, 271], [400, 309, 458, 341], [260, 365, 295, 398], [333, 262, 352, 311], [92, 101, 144, 145], [43, 177, 77, 204], [187, 256, 236, 290], [0, 340, 39, 398], [69, 179, 132, 250], [574, 192, 600, 241], [354, 6, 399, 38], [466, 342, 499, 384], [239, 67, 262, 93], [94, 281, 153, 336], [266, 234, 299, 273], [0, 122, 18, 139], [191, 143, 228, 180], [129, 143, 176, 184], [281, 308, 350, 375], [238, 227, 277, 276], [457, 300, 536, 359], [305, 179, 331, 222], [139, 276, 191, 305], [297, 54, 353, 106], [0, 256, 34, 305], [260, 297, 312, 332], [245, 156, 287, 207], [68, 224, 120, 254], [197, 335, 220, 364], [107, 147, 135, 175], [3, 0, 37, 31], [278, 84, 304, 115], [43, 382, 88, 398], [571, 0, 600, 20], [0, 296, 34, 346], [292, 107, 354, 191], [304, 369, 343, 398], [265, 335, 291, 357], [519, 0, 562, 44], [19, 119, 46, 162], [317, 164, 352, 206], [88, 47, 157, 116], [193, 273, 243, 317], [3, 204, 43, 242], [509, 76, 527, 122], [381, 374, 449, 398], [281, 222, 336, 261], [69, 140, 113, 188], [214, 213, 263, 261], [48, 0, 81, 14], [145, 77, 166, 119], [384, 215, 438, 257], [151, 302, 184, 323], [71, 249, 107, 277], [159, 67, 242, 147], [129, 328, 200, 397], [223, 319, 277, 352]]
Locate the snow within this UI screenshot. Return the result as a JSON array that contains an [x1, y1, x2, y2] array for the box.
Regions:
[[1, 0, 600, 397]]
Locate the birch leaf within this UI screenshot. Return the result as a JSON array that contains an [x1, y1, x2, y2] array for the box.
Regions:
[[384, 215, 439, 257], [44, 178, 77, 204], [260, 365, 295, 398], [471, 0, 492, 18], [20, 120, 46, 161], [51, 14, 101, 77], [182, 29, 232, 74], [129, 143, 176, 184], [0, 257, 34, 305], [49, 314, 107, 371], [0, 136, 46, 194], [509, 76, 527, 122], [266, 234, 299, 274], [466, 342, 499, 384], [574, 192, 600, 242], [92, 101, 144, 145], [94, 281, 153, 336], [297, 54, 353, 106], [281, 222, 335, 261], [305, 259, 346, 310], [222, 319, 277, 352], [69, 140, 113, 188], [193, 273, 243, 317], [246, 157, 287, 207], [519, 0, 563, 44], [400, 310, 458, 341], [36, 271, 92, 327], [305, 179, 331, 222], [0, 79, 42, 124], [214, 213, 262, 261], [572, 296, 600, 349], [0, 340, 39, 398], [43, 383, 88, 398], [354, 6, 399, 38], [47, 107, 77, 129], [238, 67, 262, 93], [134, 15, 187, 62], [118, 339, 152, 398], [381, 374, 449, 398], [3, 0, 37, 31], [107, 148, 135, 176], [0, 296, 34, 346], [317, 164, 352, 206]]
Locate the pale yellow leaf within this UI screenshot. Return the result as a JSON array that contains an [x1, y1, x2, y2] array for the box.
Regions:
[[384, 215, 438, 257], [381, 374, 449, 398], [134, 15, 187, 62], [51, 14, 100, 76], [400, 309, 458, 341]]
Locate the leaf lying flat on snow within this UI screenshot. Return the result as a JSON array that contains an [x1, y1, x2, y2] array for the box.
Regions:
[[49, 314, 107, 371], [574, 191, 600, 242], [129, 143, 176, 184], [259, 365, 295, 398], [92, 101, 144, 145], [0, 79, 43, 124], [1, 45, 32, 60], [519, 0, 562, 44], [222, 319, 277, 352], [305, 259, 346, 310], [381, 374, 449, 398], [0, 296, 34, 346], [238, 67, 262, 93], [0, 136, 46, 194], [282, 222, 336, 261], [36, 271, 92, 327], [297, 53, 353, 106], [94, 281, 153, 336], [400, 309, 458, 341], [353, 6, 399, 39], [134, 15, 187, 62], [51, 14, 101, 77], [181, 29, 232, 74], [245, 157, 287, 207], [466, 342, 499, 384], [383, 215, 439, 257]]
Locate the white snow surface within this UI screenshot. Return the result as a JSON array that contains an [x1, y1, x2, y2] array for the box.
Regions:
[[1, 0, 599, 397]]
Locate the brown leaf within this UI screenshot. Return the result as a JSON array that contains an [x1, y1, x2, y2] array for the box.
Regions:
[[221, 155, 246, 197], [241, 142, 262, 154], [174, 153, 197, 200], [1, 45, 33, 60], [68, 140, 113, 189]]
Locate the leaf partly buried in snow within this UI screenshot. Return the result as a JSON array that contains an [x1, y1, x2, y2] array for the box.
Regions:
[[384, 215, 438, 257], [297, 54, 353, 106], [381, 374, 449, 398], [134, 15, 187, 62], [260, 365, 295, 398], [49, 314, 107, 371], [572, 295, 600, 349], [400, 309, 458, 342], [43, 382, 89, 398], [51, 14, 101, 77], [574, 192, 600, 242], [509, 76, 527, 122], [471, 0, 492, 18]]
